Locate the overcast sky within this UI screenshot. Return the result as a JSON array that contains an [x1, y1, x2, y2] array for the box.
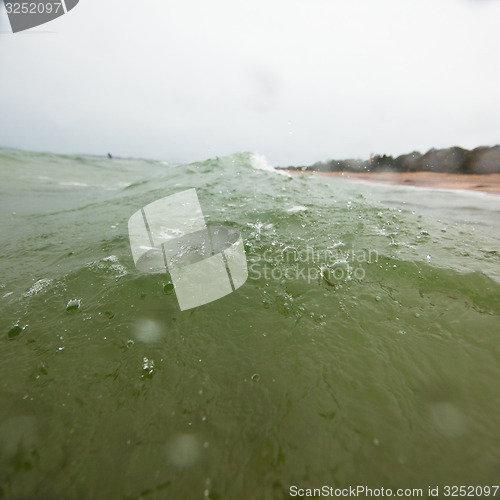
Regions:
[[0, 0, 499, 165]]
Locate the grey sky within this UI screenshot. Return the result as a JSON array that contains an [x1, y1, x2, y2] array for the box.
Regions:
[[1, 0, 499, 165]]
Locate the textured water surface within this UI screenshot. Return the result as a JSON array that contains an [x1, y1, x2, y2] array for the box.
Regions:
[[1, 149, 499, 499]]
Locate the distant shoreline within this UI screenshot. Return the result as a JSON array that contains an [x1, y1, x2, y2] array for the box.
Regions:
[[282, 146, 500, 177], [287, 171, 500, 195]]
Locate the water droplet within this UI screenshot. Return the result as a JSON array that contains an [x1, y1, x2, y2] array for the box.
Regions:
[[0, 416, 38, 460], [142, 357, 155, 378], [429, 402, 466, 438], [133, 319, 164, 344], [165, 434, 200, 468], [252, 373, 260, 382], [375, 295, 382, 302], [163, 282, 175, 294]]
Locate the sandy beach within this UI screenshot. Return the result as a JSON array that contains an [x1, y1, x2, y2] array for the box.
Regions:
[[288, 171, 500, 195]]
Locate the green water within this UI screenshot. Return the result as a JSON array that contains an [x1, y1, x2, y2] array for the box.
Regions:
[[1, 149, 500, 499]]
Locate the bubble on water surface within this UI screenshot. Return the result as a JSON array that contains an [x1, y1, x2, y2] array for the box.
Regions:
[[66, 299, 81, 312], [7, 324, 24, 339]]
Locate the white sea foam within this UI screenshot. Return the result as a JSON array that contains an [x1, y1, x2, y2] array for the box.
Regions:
[[287, 205, 308, 213], [23, 278, 53, 297], [250, 153, 289, 176], [58, 181, 89, 187], [88, 255, 127, 277]]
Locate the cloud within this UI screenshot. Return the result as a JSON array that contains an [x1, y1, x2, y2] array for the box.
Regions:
[[0, 0, 499, 165]]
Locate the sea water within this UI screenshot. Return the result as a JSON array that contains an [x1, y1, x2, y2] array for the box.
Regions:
[[0, 149, 499, 499]]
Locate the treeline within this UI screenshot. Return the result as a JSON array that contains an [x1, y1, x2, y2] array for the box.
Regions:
[[284, 146, 500, 174]]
